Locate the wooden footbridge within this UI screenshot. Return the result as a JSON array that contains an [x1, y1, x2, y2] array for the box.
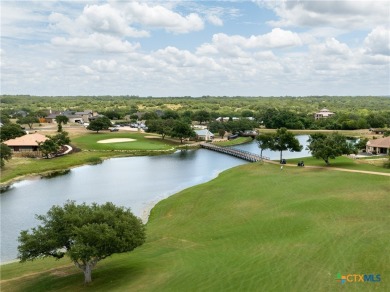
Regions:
[[200, 143, 268, 162]]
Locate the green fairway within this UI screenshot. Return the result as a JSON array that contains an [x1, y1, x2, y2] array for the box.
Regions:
[[72, 133, 174, 151], [213, 137, 253, 146], [1, 163, 389, 291]]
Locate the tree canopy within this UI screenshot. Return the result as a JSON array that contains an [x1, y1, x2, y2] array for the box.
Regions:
[[0, 124, 25, 142], [18, 201, 145, 284], [51, 131, 71, 147], [55, 115, 69, 132], [38, 139, 60, 159], [307, 133, 357, 165], [87, 117, 112, 133], [264, 128, 302, 162], [256, 133, 275, 159], [16, 116, 39, 129], [193, 110, 211, 124], [55, 115, 69, 125], [0, 143, 12, 168], [146, 119, 174, 139], [170, 120, 195, 143]]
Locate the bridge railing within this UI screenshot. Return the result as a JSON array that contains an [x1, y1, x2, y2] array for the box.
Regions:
[[200, 143, 269, 162]]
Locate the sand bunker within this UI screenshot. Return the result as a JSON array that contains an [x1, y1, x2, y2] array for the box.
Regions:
[[97, 138, 136, 144]]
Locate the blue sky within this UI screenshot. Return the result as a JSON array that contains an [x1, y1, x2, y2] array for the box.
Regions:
[[1, 0, 389, 96]]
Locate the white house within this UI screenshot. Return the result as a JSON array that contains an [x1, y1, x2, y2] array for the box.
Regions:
[[215, 117, 240, 122], [314, 108, 335, 120], [195, 129, 214, 141]]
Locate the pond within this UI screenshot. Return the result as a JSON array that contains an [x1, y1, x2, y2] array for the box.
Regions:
[[0, 135, 311, 263]]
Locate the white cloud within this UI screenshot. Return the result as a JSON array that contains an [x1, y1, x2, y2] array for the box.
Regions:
[[262, 0, 389, 30], [124, 2, 204, 34], [91, 59, 118, 72], [51, 33, 140, 53], [310, 38, 352, 56], [45, 60, 62, 69], [80, 65, 94, 74], [197, 28, 302, 57], [364, 26, 390, 56], [196, 43, 219, 55], [79, 4, 149, 37], [207, 14, 223, 26]]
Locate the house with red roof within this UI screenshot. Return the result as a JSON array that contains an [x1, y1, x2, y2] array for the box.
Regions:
[[3, 133, 48, 155], [366, 136, 390, 155]]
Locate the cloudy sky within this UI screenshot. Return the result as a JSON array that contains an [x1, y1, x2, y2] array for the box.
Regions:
[[1, 0, 389, 96]]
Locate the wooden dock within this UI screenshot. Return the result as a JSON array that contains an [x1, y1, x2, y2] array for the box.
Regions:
[[200, 143, 268, 162]]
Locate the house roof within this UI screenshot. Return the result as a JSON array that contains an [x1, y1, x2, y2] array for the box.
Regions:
[[75, 110, 92, 115], [4, 133, 48, 147], [195, 129, 214, 136], [367, 136, 390, 148], [46, 114, 58, 119], [315, 108, 334, 114]]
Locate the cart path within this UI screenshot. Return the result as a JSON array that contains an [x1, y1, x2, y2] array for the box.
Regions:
[[267, 161, 390, 177]]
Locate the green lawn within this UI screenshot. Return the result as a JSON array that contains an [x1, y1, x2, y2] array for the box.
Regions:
[[213, 137, 253, 147], [2, 163, 389, 291], [72, 133, 174, 151]]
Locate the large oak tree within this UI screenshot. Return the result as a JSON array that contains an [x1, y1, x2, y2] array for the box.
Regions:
[[18, 201, 145, 284], [87, 117, 112, 133], [307, 132, 357, 165], [268, 128, 302, 162]]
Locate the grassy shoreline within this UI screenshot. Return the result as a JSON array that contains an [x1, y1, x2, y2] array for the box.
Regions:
[[212, 136, 253, 146]]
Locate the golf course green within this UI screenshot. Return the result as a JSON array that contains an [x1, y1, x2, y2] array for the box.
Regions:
[[72, 132, 174, 151], [1, 163, 389, 291]]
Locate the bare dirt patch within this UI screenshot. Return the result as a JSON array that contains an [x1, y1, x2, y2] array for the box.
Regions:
[[97, 138, 136, 144]]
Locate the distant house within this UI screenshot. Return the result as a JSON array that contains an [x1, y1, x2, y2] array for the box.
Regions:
[[370, 128, 388, 135], [3, 133, 48, 155], [366, 137, 390, 155], [195, 129, 214, 141], [45, 113, 83, 124], [215, 117, 239, 122], [45, 110, 97, 123], [88, 114, 106, 121], [74, 110, 96, 123], [314, 108, 335, 120]]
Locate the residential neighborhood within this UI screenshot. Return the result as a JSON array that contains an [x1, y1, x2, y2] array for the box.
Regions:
[[44, 110, 98, 124]]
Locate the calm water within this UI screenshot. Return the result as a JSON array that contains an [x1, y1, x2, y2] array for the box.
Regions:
[[232, 135, 312, 160], [0, 135, 311, 263]]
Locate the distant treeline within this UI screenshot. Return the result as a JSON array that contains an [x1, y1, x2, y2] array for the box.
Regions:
[[1, 95, 389, 130]]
